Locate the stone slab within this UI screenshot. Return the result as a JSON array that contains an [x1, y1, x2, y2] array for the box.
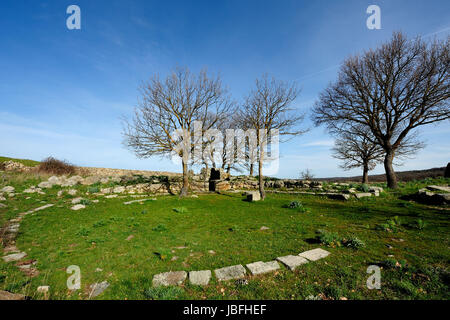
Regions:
[[426, 185, 450, 193], [123, 198, 156, 205], [2, 252, 27, 263], [189, 270, 211, 286], [299, 248, 330, 261], [246, 261, 280, 275], [214, 265, 246, 281], [153, 271, 187, 287], [276, 255, 308, 270], [355, 193, 372, 199], [89, 281, 109, 298]]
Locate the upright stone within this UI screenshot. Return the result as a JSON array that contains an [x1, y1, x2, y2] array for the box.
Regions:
[[246, 191, 261, 202], [299, 248, 330, 261], [276, 255, 308, 270], [246, 261, 280, 275], [214, 265, 246, 281]]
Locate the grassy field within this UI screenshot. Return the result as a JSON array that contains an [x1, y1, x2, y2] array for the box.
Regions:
[[0, 172, 449, 300]]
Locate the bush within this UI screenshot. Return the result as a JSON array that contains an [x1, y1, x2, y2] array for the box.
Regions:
[[300, 169, 315, 180], [285, 201, 308, 213], [173, 207, 188, 213], [152, 224, 167, 232], [288, 200, 301, 209], [316, 229, 342, 246], [38, 157, 76, 175], [343, 236, 366, 249], [88, 186, 100, 193], [357, 184, 370, 192], [415, 219, 427, 230]]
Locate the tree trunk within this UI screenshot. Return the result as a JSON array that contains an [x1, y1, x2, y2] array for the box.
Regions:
[[180, 160, 189, 197], [226, 165, 231, 174], [249, 163, 254, 176], [362, 163, 369, 184], [384, 150, 398, 189], [258, 157, 265, 200], [204, 163, 209, 190]]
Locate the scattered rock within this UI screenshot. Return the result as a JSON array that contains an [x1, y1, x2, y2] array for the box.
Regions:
[[113, 186, 126, 194], [1, 186, 15, 193], [260, 226, 270, 231], [89, 281, 109, 298], [214, 265, 246, 281], [189, 270, 211, 286], [0, 203, 6, 209], [37, 286, 49, 294], [71, 197, 83, 204], [38, 181, 53, 189], [152, 271, 187, 287], [95, 268, 103, 272], [2, 252, 27, 263], [105, 195, 118, 199], [298, 248, 330, 261], [0, 290, 26, 300], [276, 255, 308, 270], [208, 250, 216, 255], [126, 235, 134, 241], [246, 261, 280, 275], [68, 189, 78, 196], [71, 204, 86, 211]]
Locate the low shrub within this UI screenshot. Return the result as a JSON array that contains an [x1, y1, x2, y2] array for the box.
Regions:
[[38, 157, 76, 175], [316, 229, 342, 246], [88, 186, 100, 193], [173, 207, 188, 213], [286, 201, 308, 213], [343, 236, 366, 249], [152, 224, 167, 232], [357, 184, 370, 192], [144, 286, 184, 300]]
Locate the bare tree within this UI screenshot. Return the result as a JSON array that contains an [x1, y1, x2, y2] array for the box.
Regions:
[[313, 32, 449, 188], [332, 128, 384, 184], [299, 168, 315, 180], [240, 74, 307, 200], [122, 67, 232, 197]]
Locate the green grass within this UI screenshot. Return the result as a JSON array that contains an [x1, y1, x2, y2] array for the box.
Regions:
[[0, 156, 40, 167], [0, 172, 449, 300]]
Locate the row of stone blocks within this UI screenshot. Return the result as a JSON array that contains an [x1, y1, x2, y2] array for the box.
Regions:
[[152, 248, 330, 287]]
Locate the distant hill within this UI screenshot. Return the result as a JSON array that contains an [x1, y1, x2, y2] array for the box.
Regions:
[[317, 166, 447, 183], [0, 156, 40, 167]]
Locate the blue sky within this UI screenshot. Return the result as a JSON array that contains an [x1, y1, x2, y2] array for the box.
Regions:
[[0, 0, 449, 178]]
